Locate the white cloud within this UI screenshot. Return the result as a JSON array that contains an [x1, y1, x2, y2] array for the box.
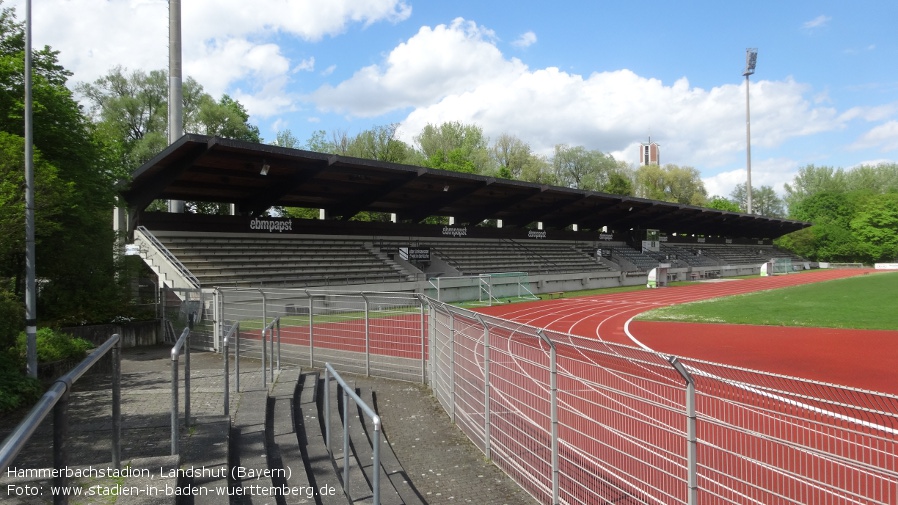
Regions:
[[303, 18, 848, 178], [850, 121, 898, 152], [802, 15, 831, 30], [295, 57, 316, 73], [309, 18, 522, 116], [512, 31, 537, 48], [12, 0, 412, 118], [703, 158, 799, 199]]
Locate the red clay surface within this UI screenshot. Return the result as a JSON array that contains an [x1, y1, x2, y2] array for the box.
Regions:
[[475, 268, 898, 395]]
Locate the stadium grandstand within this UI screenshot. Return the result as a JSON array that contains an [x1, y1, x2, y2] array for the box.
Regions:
[[12, 134, 894, 505], [120, 134, 811, 298]]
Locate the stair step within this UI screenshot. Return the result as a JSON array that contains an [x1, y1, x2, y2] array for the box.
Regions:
[[180, 415, 231, 504], [296, 372, 347, 505], [267, 368, 317, 504], [324, 378, 370, 503], [233, 386, 275, 504], [119, 455, 181, 505], [346, 387, 403, 505], [364, 390, 426, 505]]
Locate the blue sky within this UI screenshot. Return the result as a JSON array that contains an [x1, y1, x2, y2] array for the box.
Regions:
[[11, 0, 898, 199]]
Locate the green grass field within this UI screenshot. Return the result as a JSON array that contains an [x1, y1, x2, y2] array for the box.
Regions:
[[636, 271, 898, 330]]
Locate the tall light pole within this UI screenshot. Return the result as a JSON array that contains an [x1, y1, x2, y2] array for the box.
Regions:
[[743, 48, 757, 215], [24, 0, 37, 378]]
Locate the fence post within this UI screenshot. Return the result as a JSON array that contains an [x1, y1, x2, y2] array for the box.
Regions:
[[171, 349, 179, 455], [235, 322, 241, 392], [342, 386, 351, 497], [262, 325, 268, 388], [308, 292, 315, 368], [53, 389, 69, 505], [475, 315, 490, 459], [111, 337, 121, 469], [185, 318, 191, 429], [428, 303, 436, 386], [669, 356, 697, 505], [537, 329, 559, 505], [223, 331, 230, 416], [448, 311, 456, 423], [324, 366, 331, 451], [418, 295, 426, 384], [362, 293, 371, 376]]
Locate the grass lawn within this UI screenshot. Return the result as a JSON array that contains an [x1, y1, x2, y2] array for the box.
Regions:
[[636, 271, 898, 331]]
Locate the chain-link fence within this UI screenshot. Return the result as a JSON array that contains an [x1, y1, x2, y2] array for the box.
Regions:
[[214, 287, 898, 505]]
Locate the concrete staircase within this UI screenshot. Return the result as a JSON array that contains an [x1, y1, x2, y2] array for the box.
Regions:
[[173, 367, 425, 505]]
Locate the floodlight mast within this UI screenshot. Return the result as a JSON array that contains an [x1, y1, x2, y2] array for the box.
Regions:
[[743, 48, 757, 215], [24, 0, 37, 378]]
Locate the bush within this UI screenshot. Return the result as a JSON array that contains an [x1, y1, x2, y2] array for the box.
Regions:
[[15, 327, 93, 363], [0, 352, 41, 413], [0, 287, 23, 352]]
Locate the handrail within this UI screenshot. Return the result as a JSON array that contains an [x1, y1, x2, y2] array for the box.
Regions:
[[170, 326, 190, 455], [0, 334, 121, 505], [136, 226, 201, 289], [261, 316, 281, 387], [222, 321, 240, 416], [324, 363, 382, 505]]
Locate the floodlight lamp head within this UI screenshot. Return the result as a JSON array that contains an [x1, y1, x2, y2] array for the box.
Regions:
[[743, 48, 758, 76], [260, 161, 270, 176]]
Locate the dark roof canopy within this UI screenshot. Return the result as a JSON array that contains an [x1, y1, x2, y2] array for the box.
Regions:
[[123, 134, 809, 239]]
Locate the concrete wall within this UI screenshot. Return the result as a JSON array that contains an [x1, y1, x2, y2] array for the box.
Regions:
[[62, 320, 161, 348]]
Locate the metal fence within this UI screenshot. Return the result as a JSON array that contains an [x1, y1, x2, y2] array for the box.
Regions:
[[211, 288, 426, 383], [216, 288, 898, 505]]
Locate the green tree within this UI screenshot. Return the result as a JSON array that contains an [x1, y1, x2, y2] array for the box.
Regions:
[[345, 124, 412, 163], [785, 191, 861, 262], [731, 183, 785, 217], [78, 68, 261, 172], [551, 144, 631, 193], [197, 94, 260, 142], [705, 196, 741, 213], [414, 121, 492, 174], [635, 163, 707, 205], [850, 193, 898, 263], [304, 129, 335, 153], [491, 133, 549, 181], [783, 165, 847, 214], [0, 4, 124, 323], [272, 129, 300, 149]]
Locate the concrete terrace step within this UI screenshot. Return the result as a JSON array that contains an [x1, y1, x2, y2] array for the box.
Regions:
[[233, 383, 275, 504], [180, 415, 231, 504], [363, 390, 426, 505], [321, 378, 369, 503], [265, 368, 317, 504], [343, 388, 403, 505], [295, 372, 347, 505]]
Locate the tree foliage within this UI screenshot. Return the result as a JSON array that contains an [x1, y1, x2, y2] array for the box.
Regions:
[[730, 183, 786, 217], [0, 4, 126, 324], [414, 121, 490, 174], [778, 163, 898, 263], [78, 67, 261, 175], [635, 163, 706, 205], [705, 196, 742, 213]]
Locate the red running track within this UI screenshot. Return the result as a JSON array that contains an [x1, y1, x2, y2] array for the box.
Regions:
[[475, 268, 898, 395]]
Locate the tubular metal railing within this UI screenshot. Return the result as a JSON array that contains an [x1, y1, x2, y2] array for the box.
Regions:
[[261, 316, 281, 387], [222, 321, 240, 416], [324, 363, 382, 505], [136, 226, 201, 289], [170, 326, 190, 455], [0, 334, 122, 505]]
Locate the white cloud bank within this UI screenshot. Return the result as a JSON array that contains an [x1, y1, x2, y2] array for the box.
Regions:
[[309, 18, 846, 176]]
